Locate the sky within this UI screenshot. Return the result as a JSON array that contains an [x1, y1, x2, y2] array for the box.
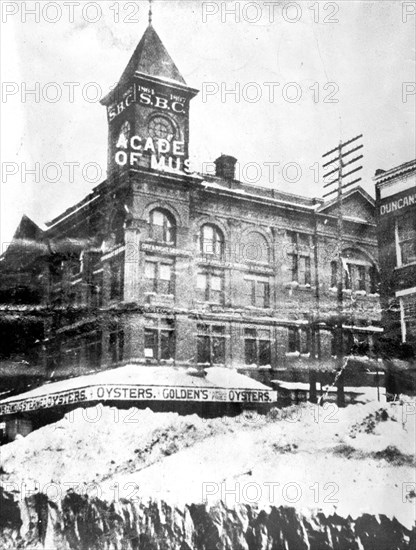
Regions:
[[1, 0, 415, 247]]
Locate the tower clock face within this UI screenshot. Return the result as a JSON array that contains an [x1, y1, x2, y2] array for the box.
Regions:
[[148, 116, 175, 142]]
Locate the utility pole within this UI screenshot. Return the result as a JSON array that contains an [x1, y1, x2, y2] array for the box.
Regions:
[[322, 134, 363, 407]]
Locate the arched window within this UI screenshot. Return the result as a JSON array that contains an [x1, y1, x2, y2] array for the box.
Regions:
[[241, 232, 270, 263], [149, 209, 176, 244], [200, 224, 224, 258]]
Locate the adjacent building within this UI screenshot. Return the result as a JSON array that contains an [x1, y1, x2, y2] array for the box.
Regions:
[[0, 23, 383, 391], [374, 160, 416, 357]]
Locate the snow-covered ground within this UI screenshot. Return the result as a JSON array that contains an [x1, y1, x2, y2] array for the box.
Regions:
[[1, 399, 415, 529]]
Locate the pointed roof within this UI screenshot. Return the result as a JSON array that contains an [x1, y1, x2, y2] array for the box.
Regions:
[[317, 186, 375, 213], [118, 24, 186, 88], [0, 215, 45, 269], [317, 186, 376, 225], [12, 215, 44, 242]]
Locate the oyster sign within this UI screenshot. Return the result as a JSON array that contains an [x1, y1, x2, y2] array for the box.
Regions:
[[0, 385, 276, 415]]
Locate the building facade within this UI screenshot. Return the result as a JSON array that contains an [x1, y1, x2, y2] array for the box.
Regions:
[[0, 23, 382, 389], [375, 160, 416, 358]]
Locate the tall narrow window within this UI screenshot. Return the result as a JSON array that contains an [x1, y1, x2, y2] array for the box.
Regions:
[[197, 325, 226, 365], [149, 209, 176, 245], [401, 293, 416, 344], [109, 323, 124, 364], [244, 277, 270, 308], [159, 264, 173, 294], [244, 329, 257, 365], [298, 234, 311, 248], [288, 327, 300, 353], [85, 331, 102, 368], [300, 329, 311, 354], [144, 319, 175, 361], [369, 266, 379, 294], [90, 271, 103, 308], [339, 250, 377, 294], [197, 270, 224, 304], [197, 332, 210, 365], [200, 224, 224, 258], [397, 213, 416, 266], [244, 328, 271, 366], [299, 256, 311, 285], [257, 281, 270, 308], [145, 261, 157, 293], [287, 232, 312, 285], [357, 265, 366, 291], [110, 210, 126, 246], [61, 341, 82, 369], [288, 327, 310, 354], [344, 264, 352, 290], [290, 254, 311, 285], [290, 254, 298, 282], [343, 332, 355, 355], [110, 257, 124, 301], [331, 261, 338, 288], [288, 231, 297, 246], [144, 259, 174, 295]]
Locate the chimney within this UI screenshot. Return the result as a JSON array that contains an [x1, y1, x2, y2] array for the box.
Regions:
[[214, 155, 237, 180]]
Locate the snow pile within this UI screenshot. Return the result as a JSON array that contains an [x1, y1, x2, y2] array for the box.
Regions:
[[346, 401, 415, 459], [0, 406, 237, 489], [1, 400, 415, 529]]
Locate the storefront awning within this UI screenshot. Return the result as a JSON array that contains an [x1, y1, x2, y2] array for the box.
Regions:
[[0, 365, 277, 416]]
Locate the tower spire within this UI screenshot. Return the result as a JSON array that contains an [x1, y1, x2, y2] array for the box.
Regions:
[[148, 0, 153, 25]]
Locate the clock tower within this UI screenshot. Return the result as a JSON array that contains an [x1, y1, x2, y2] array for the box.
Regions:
[[101, 23, 199, 176]]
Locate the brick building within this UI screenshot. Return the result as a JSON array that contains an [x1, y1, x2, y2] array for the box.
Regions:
[[0, 23, 382, 389], [374, 159, 416, 357]]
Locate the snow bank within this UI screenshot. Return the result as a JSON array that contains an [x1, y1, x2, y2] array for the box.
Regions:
[[1, 400, 415, 529]]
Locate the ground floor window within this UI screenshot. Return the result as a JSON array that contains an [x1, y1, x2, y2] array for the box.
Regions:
[[288, 327, 310, 354], [109, 322, 124, 363], [400, 293, 416, 344], [332, 330, 370, 356], [344, 331, 370, 356], [85, 331, 102, 367], [61, 340, 82, 369], [144, 319, 175, 361], [244, 328, 271, 366], [197, 324, 226, 365]]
